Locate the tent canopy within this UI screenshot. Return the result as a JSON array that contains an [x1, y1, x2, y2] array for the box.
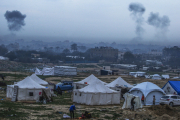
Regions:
[[74, 74, 107, 85], [122, 93, 142, 109], [41, 67, 54, 76], [106, 77, 133, 88], [129, 82, 165, 97], [16, 76, 46, 89], [30, 74, 48, 85], [79, 80, 117, 93], [153, 74, 160, 77], [163, 81, 180, 95], [35, 67, 42, 75], [162, 75, 169, 79]]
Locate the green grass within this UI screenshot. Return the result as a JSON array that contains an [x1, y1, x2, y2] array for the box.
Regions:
[[51, 79, 61, 82], [104, 115, 111, 119], [35, 113, 57, 119], [0, 72, 28, 80], [0, 109, 29, 119], [112, 113, 122, 119], [0, 100, 54, 119], [47, 92, 73, 105], [0, 101, 53, 111], [0, 101, 29, 119]]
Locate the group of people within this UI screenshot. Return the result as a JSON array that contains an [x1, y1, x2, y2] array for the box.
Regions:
[[130, 95, 156, 111], [69, 104, 91, 119], [69, 95, 156, 118]]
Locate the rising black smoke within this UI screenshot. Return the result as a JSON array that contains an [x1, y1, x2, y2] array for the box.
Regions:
[[4, 10, 26, 31], [129, 3, 146, 37], [147, 12, 170, 29]]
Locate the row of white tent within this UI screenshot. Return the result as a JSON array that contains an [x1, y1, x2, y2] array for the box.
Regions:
[[129, 72, 146, 77], [73, 74, 133, 90], [7, 74, 53, 101], [7, 73, 166, 105], [145, 74, 170, 80], [73, 74, 133, 105], [73, 74, 166, 106], [35, 66, 77, 76], [129, 71, 170, 80]]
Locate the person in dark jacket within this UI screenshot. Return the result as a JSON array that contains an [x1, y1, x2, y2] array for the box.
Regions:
[[141, 95, 144, 105], [69, 104, 76, 119], [153, 95, 156, 105], [57, 86, 62, 95], [131, 97, 136, 111]]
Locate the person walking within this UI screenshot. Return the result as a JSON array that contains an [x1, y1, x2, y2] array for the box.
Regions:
[[69, 104, 76, 119], [57, 86, 62, 96], [153, 95, 156, 105], [141, 95, 144, 105], [131, 97, 136, 111]]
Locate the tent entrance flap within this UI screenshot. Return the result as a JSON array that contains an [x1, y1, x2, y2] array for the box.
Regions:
[[11, 86, 18, 102]]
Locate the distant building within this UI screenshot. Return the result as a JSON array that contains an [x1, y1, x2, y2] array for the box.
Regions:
[[31, 58, 50, 63], [118, 51, 124, 60], [90, 47, 118, 61], [6, 42, 19, 51], [121, 48, 130, 52], [148, 49, 162, 56], [31, 53, 40, 58], [99, 66, 112, 75], [132, 49, 146, 54], [77, 46, 87, 52], [66, 56, 85, 59], [146, 60, 163, 66], [111, 64, 137, 69], [103, 66, 110, 70]]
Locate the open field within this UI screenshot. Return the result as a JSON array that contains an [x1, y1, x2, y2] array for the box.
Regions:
[[1, 63, 180, 119]]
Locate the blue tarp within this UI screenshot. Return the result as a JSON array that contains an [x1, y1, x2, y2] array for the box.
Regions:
[[162, 81, 180, 95]]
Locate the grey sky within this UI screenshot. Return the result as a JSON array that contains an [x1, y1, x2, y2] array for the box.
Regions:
[[0, 0, 180, 44]]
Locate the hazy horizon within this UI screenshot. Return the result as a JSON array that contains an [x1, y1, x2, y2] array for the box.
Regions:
[[1, 0, 180, 45]]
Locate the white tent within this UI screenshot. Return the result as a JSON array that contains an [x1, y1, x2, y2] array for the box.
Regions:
[[7, 77, 51, 101], [35, 68, 42, 75], [151, 74, 161, 80], [30, 74, 54, 94], [73, 74, 107, 89], [6, 85, 14, 99], [129, 82, 165, 105], [35, 66, 77, 76], [73, 80, 120, 105], [162, 75, 169, 79], [54, 66, 77, 76], [41, 67, 54, 76], [129, 71, 146, 77], [145, 75, 151, 79], [106, 77, 133, 90], [30, 74, 48, 86], [122, 93, 142, 110]]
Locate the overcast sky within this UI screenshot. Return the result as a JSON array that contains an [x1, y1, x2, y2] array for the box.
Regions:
[[0, 0, 180, 44]]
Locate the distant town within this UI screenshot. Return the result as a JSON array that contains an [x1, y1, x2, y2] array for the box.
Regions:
[[0, 39, 179, 72]]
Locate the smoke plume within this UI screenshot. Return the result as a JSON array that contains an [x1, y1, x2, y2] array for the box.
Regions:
[[129, 3, 146, 37], [4, 10, 26, 31], [147, 12, 170, 29]]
